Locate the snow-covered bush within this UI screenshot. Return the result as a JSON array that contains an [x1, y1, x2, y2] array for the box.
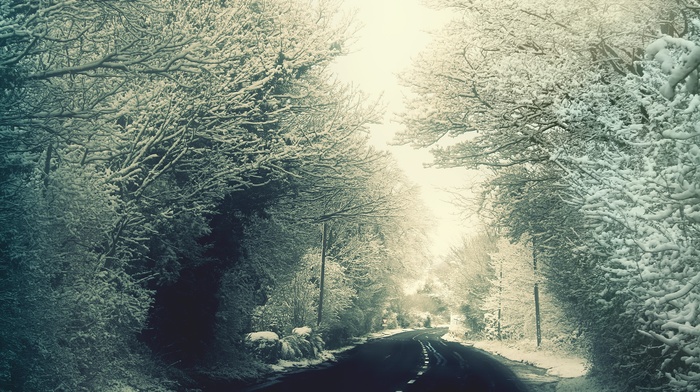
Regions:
[[245, 328, 324, 363], [292, 326, 313, 338], [244, 332, 281, 364], [382, 312, 402, 329], [280, 327, 325, 361]]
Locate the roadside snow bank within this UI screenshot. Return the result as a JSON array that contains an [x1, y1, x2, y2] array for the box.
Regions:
[[441, 332, 620, 391], [554, 376, 619, 392], [351, 328, 413, 345], [471, 340, 587, 378], [442, 333, 587, 378], [271, 350, 336, 372], [270, 328, 412, 372]]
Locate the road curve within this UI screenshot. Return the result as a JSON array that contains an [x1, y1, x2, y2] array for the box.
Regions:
[[243, 328, 530, 392]]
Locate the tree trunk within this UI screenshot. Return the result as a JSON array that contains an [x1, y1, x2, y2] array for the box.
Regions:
[[317, 222, 328, 326], [43, 142, 53, 192], [497, 258, 502, 340], [533, 239, 542, 347]]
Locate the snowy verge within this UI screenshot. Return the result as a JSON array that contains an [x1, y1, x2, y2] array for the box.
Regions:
[[441, 332, 622, 392], [348, 328, 414, 345], [269, 350, 336, 372], [469, 339, 587, 378], [269, 328, 413, 372]]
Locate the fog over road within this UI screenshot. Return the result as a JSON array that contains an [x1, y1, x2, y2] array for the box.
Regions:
[[243, 328, 531, 392]]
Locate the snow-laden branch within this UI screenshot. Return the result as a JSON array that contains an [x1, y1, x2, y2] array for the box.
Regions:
[[647, 35, 700, 99]]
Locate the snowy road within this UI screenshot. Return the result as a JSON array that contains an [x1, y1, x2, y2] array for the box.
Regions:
[[243, 328, 530, 392]]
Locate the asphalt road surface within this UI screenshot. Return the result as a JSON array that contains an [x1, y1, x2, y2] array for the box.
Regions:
[[244, 328, 531, 392]]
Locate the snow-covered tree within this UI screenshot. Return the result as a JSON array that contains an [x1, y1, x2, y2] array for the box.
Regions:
[[398, 0, 673, 169], [481, 238, 535, 340], [0, 0, 357, 388], [553, 23, 700, 390], [434, 233, 496, 334]]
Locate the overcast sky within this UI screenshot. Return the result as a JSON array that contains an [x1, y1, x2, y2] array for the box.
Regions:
[[331, 0, 483, 258]]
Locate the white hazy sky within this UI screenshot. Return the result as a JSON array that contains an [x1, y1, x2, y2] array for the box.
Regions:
[[331, 0, 484, 258]]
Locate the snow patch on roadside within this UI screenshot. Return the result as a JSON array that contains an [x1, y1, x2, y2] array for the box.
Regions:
[[270, 328, 413, 372], [270, 350, 336, 372], [470, 340, 587, 378], [352, 328, 413, 345], [441, 332, 622, 392], [554, 376, 621, 392], [441, 332, 587, 378]]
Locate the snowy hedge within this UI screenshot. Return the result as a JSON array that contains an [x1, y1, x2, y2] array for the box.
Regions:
[[555, 23, 700, 391]]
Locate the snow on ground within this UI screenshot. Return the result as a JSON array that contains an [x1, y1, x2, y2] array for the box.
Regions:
[[350, 327, 414, 345], [553, 376, 622, 392], [441, 331, 621, 392], [270, 350, 336, 372], [470, 339, 587, 378], [266, 327, 618, 392], [269, 328, 413, 372]]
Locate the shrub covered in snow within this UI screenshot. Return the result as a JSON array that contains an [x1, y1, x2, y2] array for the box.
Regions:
[[280, 327, 324, 361], [244, 328, 325, 363], [244, 332, 281, 364], [292, 326, 312, 337]]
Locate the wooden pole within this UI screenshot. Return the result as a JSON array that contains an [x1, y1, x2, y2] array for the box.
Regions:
[[317, 222, 328, 326], [533, 238, 542, 347], [497, 257, 503, 340]]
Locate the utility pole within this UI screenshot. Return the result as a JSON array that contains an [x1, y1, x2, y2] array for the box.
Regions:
[[497, 257, 503, 341], [317, 222, 328, 326], [533, 237, 542, 347]]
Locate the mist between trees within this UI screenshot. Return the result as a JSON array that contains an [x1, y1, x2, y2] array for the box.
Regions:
[[398, 0, 700, 391]]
